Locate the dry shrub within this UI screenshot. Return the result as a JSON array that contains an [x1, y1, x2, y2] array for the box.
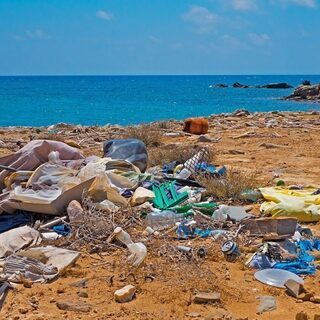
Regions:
[[148, 144, 215, 167], [124, 124, 162, 147], [197, 166, 258, 200], [35, 133, 65, 142]]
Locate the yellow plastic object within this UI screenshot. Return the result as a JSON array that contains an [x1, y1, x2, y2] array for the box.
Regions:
[[87, 174, 128, 207], [4, 171, 33, 190], [259, 186, 320, 222]]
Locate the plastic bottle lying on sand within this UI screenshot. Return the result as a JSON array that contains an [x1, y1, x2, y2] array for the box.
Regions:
[[145, 211, 187, 230]]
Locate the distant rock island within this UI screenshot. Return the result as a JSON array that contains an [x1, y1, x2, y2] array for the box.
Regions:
[[284, 82, 320, 103], [210, 82, 293, 89]]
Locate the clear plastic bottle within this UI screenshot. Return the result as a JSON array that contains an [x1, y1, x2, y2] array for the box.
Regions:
[[145, 211, 187, 230]]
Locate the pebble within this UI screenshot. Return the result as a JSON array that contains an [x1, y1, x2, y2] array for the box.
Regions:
[[310, 295, 320, 303], [18, 308, 28, 315], [114, 285, 136, 303], [204, 308, 232, 320], [296, 311, 309, 320], [256, 296, 277, 314], [70, 279, 88, 288], [56, 301, 91, 313], [78, 291, 89, 298], [194, 292, 221, 304], [197, 135, 212, 143]]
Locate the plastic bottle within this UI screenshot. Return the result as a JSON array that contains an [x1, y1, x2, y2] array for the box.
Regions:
[[145, 210, 187, 230], [175, 168, 192, 179], [112, 227, 133, 246]]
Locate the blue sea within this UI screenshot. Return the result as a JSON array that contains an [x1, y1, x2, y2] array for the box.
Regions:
[[0, 75, 319, 127]]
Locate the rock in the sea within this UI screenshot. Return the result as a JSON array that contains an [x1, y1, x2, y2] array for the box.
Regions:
[[114, 285, 136, 303], [262, 82, 293, 89], [285, 84, 320, 102], [212, 83, 228, 88], [302, 80, 311, 86], [233, 82, 249, 88]]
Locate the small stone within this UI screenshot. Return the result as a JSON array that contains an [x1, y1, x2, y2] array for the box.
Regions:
[[57, 287, 65, 294], [285, 279, 306, 298], [256, 296, 277, 314], [310, 295, 320, 303], [67, 201, 85, 224], [204, 308, 232, 320], [194, 292, 221, 304], [197, 135, 212, 143], [18, 308, 28, 315], [296, 311, 309, 320], [298, 292, 313, 301], [70, 279, 88, 288], [56, 301, 91, 313], [78, 291, 89, 298], [114, 285, 136, 303], [185, 312, 201, 318], [314, 315, 320, 320]]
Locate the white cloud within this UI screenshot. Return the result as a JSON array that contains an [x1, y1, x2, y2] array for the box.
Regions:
[[232, 0, 257, 11], [26, 29, 49, 39], [12, 29, 49, 41], [96, 10, 114, 21], [149, 36, 161, 43], [275, 0, 316, 7], [248, 33, 270, 45], [182, 5, 220, 32]]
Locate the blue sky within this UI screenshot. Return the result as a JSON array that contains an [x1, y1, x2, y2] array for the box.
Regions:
[[0, 0, 319, 75]]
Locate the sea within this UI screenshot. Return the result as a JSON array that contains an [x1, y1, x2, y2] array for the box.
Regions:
[[0, 75, 319, 127]]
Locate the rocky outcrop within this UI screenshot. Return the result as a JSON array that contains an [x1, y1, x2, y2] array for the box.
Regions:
[[232, 82, 292, 89], [233, 82, 250, 88], [211, 83, 228, 88], [260, 82, 293, 89], [285, 84, 320, 103]]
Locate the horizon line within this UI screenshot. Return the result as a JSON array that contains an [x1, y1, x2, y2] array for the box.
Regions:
[[1, 73, 320, 77]]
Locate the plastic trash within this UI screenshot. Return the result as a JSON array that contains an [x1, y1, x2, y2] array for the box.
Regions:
[[111, 227, 133, 246], [212, 205, 252, 222], [254, 268, 304, 288], [103, 138, 148, 173], [239, 189, 262, 202], [109, 227, 147, 267], [145, 210, 188, 230], [221, 240, 241, 262], [127, 242, 147, 267]]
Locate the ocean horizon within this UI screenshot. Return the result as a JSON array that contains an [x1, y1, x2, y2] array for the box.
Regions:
[[1, 74, 319, 127]]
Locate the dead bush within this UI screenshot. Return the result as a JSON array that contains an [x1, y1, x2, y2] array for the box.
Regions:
[[124, 124, 162, 147], [35, 133, 65, 142], [148, 144, 215, 167], [197, 167, 258, 200]]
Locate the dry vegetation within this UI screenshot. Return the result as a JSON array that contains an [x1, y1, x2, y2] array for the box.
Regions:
[[197, 166, 258, 200], [148, 144, 215, 167], [124, 124, 162, 147]]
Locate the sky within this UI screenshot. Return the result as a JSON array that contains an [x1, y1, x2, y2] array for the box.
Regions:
[[0, 0, 319, 75]]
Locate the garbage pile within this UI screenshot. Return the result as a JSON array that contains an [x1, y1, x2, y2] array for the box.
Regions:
[[0, 136, 319, 315]]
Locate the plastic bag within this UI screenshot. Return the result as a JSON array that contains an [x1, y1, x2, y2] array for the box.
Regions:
[[87, 174, 128, 207], [103, 139, 148, 173]]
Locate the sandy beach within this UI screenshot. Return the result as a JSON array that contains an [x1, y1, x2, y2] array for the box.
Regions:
[[1, 110, 320, 320]]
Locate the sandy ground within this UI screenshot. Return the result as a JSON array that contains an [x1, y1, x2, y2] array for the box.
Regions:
[[1, 111, 320, 320]]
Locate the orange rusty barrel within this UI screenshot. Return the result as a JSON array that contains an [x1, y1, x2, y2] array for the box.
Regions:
[[183, 118, 209, 135]]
